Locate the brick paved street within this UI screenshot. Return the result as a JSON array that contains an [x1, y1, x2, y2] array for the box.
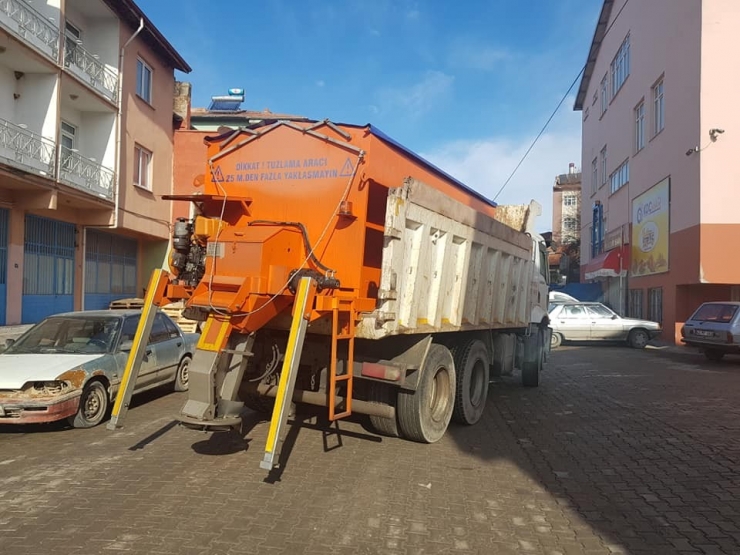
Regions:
[[2, 345, 740, 554]]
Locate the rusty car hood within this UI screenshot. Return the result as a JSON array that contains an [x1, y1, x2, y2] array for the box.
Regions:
[[0, 354, 105, 389]]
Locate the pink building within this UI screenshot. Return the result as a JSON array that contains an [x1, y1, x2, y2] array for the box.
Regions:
[[0, 0, 189, 324], [575, 0, 740, 343]]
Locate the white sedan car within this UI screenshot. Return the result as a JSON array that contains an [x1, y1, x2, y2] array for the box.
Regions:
[[549, 302, 662, 349], [0, 310, 199, 428]]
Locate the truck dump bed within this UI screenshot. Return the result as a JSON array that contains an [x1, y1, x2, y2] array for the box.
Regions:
[[175, 120, 539, 339]]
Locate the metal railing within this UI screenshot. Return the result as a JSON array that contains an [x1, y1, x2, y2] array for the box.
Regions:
[[0, 117, 55, 175], [64, 40, 119, 102], [58, 145, 115, 200], [0, 0, 59, 60]]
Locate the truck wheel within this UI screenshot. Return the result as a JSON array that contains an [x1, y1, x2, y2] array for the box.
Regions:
[[397, 344, 456, 443], [368, 382, 399, 437], [451, 339, 489, 426], [243, 391, 275, 414], [522, 329, 543, 388]]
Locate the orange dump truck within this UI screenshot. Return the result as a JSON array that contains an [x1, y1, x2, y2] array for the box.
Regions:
[[111, 119, 551, 470]]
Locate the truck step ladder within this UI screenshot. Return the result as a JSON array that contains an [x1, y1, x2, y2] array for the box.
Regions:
[[260, 276, 317, 470], [329, 299, 355, 420], [107, 269, 169, 430]]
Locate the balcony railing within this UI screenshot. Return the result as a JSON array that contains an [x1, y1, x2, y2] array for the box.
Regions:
[[58, 145, 115, 201], [0, 0, 59, 60], [64, 40, 118, 103], [0, 117, 55, 176]]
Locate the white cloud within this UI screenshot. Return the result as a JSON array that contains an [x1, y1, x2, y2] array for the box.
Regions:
[[422, 101, 582, 233], [377, 71, 454, 117]]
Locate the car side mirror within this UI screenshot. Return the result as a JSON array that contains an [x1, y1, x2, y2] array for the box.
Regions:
[[5, 338, 15, 347], [612, 315, 618, 320], [120, 340, 133, 352]]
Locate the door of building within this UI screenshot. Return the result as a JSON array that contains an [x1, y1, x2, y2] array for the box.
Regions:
[[84, 229, 138, 310], [22, 215, 75, 323]]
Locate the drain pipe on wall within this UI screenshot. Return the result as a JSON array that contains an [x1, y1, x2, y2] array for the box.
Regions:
[[113, 16, 145, 230], [80, 18, 144, 311]]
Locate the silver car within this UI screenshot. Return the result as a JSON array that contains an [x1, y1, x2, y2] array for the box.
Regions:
[[681, 302, 740, 361], [0, 309, 199, 428], [549, 302, 661, 349]]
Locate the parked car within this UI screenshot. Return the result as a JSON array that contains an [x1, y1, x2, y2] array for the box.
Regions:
[[548, 301, 661, 349], [0, 309, 199, 428], [681, 302, 740, 361]]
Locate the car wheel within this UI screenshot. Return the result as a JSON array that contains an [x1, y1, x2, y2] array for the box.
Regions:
[[628, 329, 649, 349], [550, 332, 563, 349], [68, 381, 109, 428], [705, 349, 725, 362], [174, 356, 191, 392]]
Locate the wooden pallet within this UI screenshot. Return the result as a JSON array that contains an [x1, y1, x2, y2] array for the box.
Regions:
[[108, 298, 200, 334]]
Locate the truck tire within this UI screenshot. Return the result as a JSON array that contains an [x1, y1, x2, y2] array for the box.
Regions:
[[521, 329, 543, 388], [451, 339, 490, 426], [397, 343, 456, 443], [243, 391, 275, 414], [368, 382, 399, 437]]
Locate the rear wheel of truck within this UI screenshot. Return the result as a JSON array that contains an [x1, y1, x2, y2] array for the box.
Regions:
[[451, 339, 490, 426], [368, 382, 399, 437], [243, 391, 275, 414], [397, 343, 456, 443], [521, 329, 543, 388]]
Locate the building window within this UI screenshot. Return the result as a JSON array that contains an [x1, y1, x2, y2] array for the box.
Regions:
[[134, 144, 152, 190], [629, 289, 644, 319], [635, 101, 645, 152], [563, 217, 577, 232], [648, 287, 663, 324], [591, 157, 598, 195], [600, 74, 608, 115], [609, 159, 630, 194], [60, 121, 77, 170], [653, 79, 664, 135], [610, 34, 630, 97], [136, 58, 153, 104], [600, 147, 607, 187], [563, 193, 578, 207], [591, 203, 604, 257]]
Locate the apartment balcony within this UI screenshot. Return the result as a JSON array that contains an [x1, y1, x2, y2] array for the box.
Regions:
[[64, 40, 118, 103], [0, 116, 55, 177], [0, 0, 60, 62], [58, 145, 114, 200]]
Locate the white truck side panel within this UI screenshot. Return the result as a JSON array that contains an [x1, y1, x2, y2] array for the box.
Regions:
[[357, 178, 539, 340]]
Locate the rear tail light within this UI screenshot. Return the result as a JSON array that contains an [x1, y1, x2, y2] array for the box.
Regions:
[[728, 332, 734, 344]]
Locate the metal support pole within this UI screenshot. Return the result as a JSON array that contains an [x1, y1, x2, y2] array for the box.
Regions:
[[107, 269, 168, 430], [260, 276, 316, 471]]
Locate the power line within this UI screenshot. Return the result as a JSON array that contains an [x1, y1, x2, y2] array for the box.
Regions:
[[492, 0, 630, 202], [492, 66, 584, 202]]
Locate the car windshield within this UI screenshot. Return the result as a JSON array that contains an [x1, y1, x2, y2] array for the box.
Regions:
[[6, 316, 122, 355], [691, 304, 739, 324]]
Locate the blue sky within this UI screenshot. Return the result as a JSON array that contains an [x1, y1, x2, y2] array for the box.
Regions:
[[138, 0, 602, 231]]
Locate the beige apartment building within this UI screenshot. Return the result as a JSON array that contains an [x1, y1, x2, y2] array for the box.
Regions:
[[576, 0, 740, 343], [0, 0, 189, 324]]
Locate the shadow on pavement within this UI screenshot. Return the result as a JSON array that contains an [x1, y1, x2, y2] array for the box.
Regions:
[[445, 346, 740, 553]]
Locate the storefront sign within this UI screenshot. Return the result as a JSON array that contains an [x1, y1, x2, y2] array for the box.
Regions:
[[631, 178, 669, 277], [604, 226, 624, 252]]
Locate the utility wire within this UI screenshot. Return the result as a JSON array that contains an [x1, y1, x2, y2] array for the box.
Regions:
[[492, 0, 630, 202], [492, 67, 584, 202]]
